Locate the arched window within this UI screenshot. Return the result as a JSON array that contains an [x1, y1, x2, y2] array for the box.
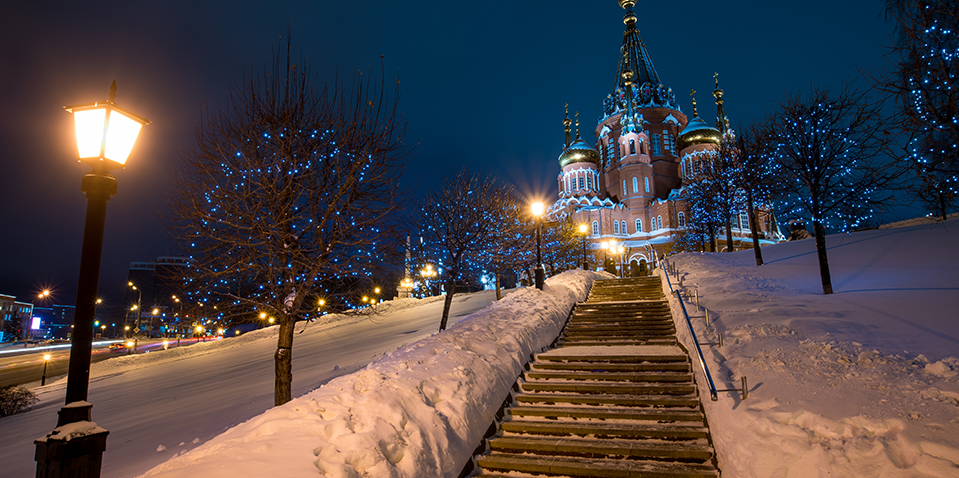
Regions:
[[678, 212, 685, 227], [578, 177, 585, 190], [573, 176, 579, 191], [632, 177, 639, 193], [592, 221, 599, 235], [629, 139, 636, 155], [620, 220, 627, 235], [670, 134, 677, 154], [606, 143, 616, 163], [636, 219, 642, 232], [740, 211, 750, 230], [613, 221, 620, 234], [623, 180, 627, 197], [586, 175, 593, 191], [645, 177, 650, 193], [657, 215, 663, 230], [651, 133, 662, 155]]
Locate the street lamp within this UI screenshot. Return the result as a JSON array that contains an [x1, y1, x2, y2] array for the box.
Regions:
[[419, 265, 437, 297], [127, 282, 142, 336], [578, 224, 589, 270], [531, 201, 545, 290], [41, 354, 51, 386], [37, 81, 149, 477]]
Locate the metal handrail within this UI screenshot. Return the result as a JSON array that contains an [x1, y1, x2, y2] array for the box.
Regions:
[[660, 259, 722, 401]]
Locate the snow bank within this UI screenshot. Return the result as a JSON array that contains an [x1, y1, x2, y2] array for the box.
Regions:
[[663, 218, 959, 477], [141, 270, 602, 478]]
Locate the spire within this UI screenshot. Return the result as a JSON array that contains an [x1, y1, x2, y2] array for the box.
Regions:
[[575, 111, 581, 140], [563, 104, 572, 148], [713, 72, 731, 137], [620, 68, 640, 134], [613, 1, 662, 95], [690, 89, 698, 117]]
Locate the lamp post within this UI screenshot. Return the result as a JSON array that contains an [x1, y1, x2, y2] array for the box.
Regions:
[[127, 282, 141, 337], [41, 354, 51, 386], [36, 81, 150, 478], [578, 224, 589, 270], [531, 202, 545, 290], [616, 245, 626, 278]]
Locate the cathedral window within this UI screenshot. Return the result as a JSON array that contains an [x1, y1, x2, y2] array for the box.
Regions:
[[606, 142, 616, 163], [623, 180, 627, 197], [578, 177, 585, 190], [632, 177, 638, 193], [663, 134, 671, 155], [636, 219, 642, 232], [678, 212, 686, 228], [651, 133, 662, 156], [621, 220, 628, 234], [657, 215, 663, 230], [669, 134, 677, 154], [573, 176, 579, 191], [614, 221, 620, 234], [586, 175, 592, 191], [740, 211, 750, 230], [629, 139, 636, 155], [645, 177, 650, 193], [592, 221, 599, 235]]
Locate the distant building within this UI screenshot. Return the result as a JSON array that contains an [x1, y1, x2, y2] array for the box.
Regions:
[[1, 294, 35, 341], [125, 256, 189, 336]]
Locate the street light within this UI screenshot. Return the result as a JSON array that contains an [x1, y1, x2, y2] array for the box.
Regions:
[[36, 81, 150, 477], [578, 224, 589, 270], [616, 245, 626, 278], [128, 282, 141, 337], [531, 201, 545, 290], [41, 354, 51, 386]]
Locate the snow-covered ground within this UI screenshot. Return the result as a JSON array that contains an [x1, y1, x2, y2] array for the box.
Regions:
[[4, 219, 957, 478], [665, 218, 959, 477], [0, 284, 588, 478]]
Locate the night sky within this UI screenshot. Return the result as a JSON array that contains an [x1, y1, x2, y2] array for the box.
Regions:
[[0, 0, 895, 311]]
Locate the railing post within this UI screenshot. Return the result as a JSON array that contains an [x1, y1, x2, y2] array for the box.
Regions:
[[695, 289, 700, 311]]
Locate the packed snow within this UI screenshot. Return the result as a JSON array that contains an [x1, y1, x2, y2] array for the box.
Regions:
[[664, 218, 959, 477]]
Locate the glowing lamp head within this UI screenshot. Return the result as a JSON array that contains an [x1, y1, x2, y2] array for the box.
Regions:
[[152, 308, 159, 315], [374, 287, 381, 294], [531, 202, 545, 217], [65, 81, 150, 170], [259, 312, 267, 319], [44, 354, 51, 361], [579, 224, 588, 234], [318, 299, 325, 307]]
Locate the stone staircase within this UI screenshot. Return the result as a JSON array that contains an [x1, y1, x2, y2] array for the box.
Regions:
[[471, 277, 720, 477]]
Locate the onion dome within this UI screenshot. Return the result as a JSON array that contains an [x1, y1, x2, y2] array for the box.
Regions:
[[676, 116, 721, 152], [559, 138, 601, 168]]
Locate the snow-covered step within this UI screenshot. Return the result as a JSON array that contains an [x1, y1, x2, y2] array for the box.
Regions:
[[470, 276, 720, 477]]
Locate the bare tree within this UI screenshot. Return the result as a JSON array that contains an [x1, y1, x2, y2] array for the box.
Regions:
[[682, 140, 741, 253], [760, 86, 895, 294], [480, 195, 534, 300], [418, 170, 511, 331], [866, 0, 959, 218], [733, 125, 775, 266], [164, 42, 411, 405]]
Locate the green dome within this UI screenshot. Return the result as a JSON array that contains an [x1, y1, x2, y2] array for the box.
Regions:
[[558, 139, 601, 168]]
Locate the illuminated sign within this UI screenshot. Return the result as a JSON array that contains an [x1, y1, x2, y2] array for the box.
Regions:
[[31, 317, 41, 330]]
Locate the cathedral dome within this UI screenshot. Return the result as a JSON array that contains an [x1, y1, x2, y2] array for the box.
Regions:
[[558, 138, 601, 168], [676, 116, 721, 152]]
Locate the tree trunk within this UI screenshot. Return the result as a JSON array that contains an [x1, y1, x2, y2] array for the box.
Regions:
[[746, 191, 763, 266], [813, 221, 833, 294], [495, 273, 502, 301], [725, 219, 734, 253], [707, 221, 716, 252], [438, 278, 456, 331], [274, 318, 295, 405]]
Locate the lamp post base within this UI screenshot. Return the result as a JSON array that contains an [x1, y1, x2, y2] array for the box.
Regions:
[[534, 266, 544, 290], [35, 403, 109, 478], [582, 261, 589, 270]]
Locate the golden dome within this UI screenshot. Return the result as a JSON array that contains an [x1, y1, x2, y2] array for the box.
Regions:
[[676, 117, 721, 152], [558, 139, 601, 168]]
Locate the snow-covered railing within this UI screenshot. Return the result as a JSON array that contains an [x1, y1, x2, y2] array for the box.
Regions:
[[661, 258, 747, 401]]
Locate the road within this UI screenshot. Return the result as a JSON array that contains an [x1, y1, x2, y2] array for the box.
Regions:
[[0, 338, 206, 388]]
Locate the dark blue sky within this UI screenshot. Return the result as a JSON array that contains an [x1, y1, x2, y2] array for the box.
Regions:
[[0, 0, 895, 309]]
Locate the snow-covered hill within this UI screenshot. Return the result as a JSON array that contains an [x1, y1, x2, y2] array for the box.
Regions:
[[666, 218, 959, 477]]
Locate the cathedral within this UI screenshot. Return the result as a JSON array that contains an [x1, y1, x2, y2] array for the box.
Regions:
[[547, 0, 784, 271]]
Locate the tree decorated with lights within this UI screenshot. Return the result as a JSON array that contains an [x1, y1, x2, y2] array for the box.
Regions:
[[540, 216, 581, 275], [760, 86, 895, 294], [732, 125, 776, 266], [417, 169, 511, 331], [869, 0, 959, 219], [478, 195, 535, 300], [164, 42, 411, 405], [681, 149, 726, 253]]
